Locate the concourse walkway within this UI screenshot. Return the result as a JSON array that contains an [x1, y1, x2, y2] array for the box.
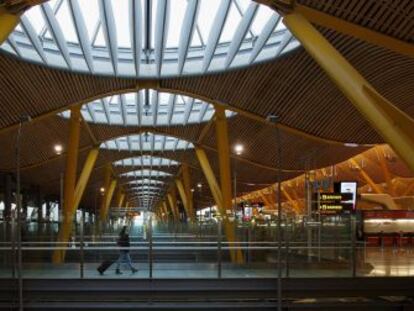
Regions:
[[2, 247, 414, 279]]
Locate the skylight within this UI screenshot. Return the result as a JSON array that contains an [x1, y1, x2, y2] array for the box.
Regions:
[[60, 89, 234, 126], [101, 132, 194, 152], [114, 155, 179, 167], [1, 0, 300, 77], [120, 169, 171, 178]]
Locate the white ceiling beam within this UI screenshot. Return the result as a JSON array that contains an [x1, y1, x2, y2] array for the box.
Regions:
[[68, 0, 95, 72], [248, 14, 280, 64], [154, 0, 170, 77], [6, 36, 22, 57], [101, 98, 111, 124], [85, 104, 96, 122], [152, 90, 159, 126], [183, 97, 194, 125], [274, 31, 292, 57], [198, 103, 209, 123], [177, 0, 199, 74], [201, 0, 231, 73], [167, 93, 176, 125], [99, 0, 118, 75], [120, 94, 128, 126], [137, 92, 143, 125], [224, 2, 258, 69], [20, 16, 48, 64], [40, 2, 72, 69], [129, 0, 143, 76]]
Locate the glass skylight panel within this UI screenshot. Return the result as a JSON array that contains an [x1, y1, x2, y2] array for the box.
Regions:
[[127, 179, 165, 185], [166, 0, 186, 48], [60, 89, 226, 126], [2, 0, 299, 76], [120, 169, 171, 178], [114, 156, 178, 167], [101, 133, 194, 152]]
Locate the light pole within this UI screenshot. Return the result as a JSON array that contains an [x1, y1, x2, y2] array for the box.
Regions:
[[267, 114, 282, 311], [233, 144, 244, 219], [15, 114, 31, 311]]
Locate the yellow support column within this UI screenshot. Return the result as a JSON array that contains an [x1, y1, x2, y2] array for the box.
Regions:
[[182, 163, 195, 221], [0, 8, 20, 45], [175, 179, 191, 222], [117, 192, 126, 208], [281, 187, 300, 213], [195, 148, 224, 210], [214, 106, 233, 215], [195, 147, 243, 263], [73, 148, 99, 209], [162, 201, 171, 220], [53, 106, 81, 263], [100, 179, 117, 222], [284, 13, 414, 174], [167, 188, 179, 222], [349, 159, 383, 194]]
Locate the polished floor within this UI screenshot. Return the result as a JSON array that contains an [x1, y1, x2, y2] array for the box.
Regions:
[[1, 248, 413, 279]]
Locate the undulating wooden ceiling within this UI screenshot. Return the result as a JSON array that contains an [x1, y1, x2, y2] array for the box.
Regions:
[[0, 0, 413, 210]]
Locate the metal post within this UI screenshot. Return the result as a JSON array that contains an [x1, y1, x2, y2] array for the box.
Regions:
[[351, 214, 356, 277], [59, 172, 64, 224], [285, 219, 290, 278], [148, 215, 153, 279], [11, 208, 16, 279], [233, 158, 237, 217], [305, 171, 312, 262], [80, 209, 84, 279], [318, 212, 321, 262], [267, 114, 282, 311], [217, 220, 222, 278], [16, 116, 30, 311]]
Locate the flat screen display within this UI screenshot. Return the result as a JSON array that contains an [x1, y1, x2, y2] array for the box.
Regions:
[[340, 181, 358, 210]]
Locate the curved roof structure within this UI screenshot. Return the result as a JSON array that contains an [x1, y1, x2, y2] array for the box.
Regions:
[[0, 0, 413, 213], [113, 156, 178, 167], [60, 89, 235, 126], [101, 132, 194, 152], [120, 169, 171, 178], [1, 0, 299, 77]]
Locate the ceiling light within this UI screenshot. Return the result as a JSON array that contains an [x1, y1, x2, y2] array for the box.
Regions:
[[234, 144, 244, 155], [197, 183, 202, 188], [54, 144, 63, 155]]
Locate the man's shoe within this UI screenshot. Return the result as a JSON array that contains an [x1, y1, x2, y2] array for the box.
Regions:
[[131, 268, 138, 273], [116, 269, 122, 275]]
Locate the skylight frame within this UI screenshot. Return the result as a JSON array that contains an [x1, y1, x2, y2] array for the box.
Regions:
[[1, 0, 300, 77]]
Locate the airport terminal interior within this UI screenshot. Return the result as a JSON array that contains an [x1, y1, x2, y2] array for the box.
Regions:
[[0, 0, 414, 310]]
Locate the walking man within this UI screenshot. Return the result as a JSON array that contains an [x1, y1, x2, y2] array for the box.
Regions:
[[115, 226, 138, 274]]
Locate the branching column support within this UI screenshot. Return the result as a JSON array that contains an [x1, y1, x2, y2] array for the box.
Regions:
[[100, 179, 117, 222], [162, 201, 171, 221], [349, 159, 383, 194], [281, 187, 300, 213], [175, 179, 190, 222], [284, 13, 414, 174], [117, 191, 126, 208], [53, 107, 82, 263], [182, 163, 195, 221], [214, 106, 233, 215], [0, 1, 50, 44], [167, 187, 179, 223], [0, 8, 20, 44], [195, 147, 243, 263], [376, 147, 395, 196]]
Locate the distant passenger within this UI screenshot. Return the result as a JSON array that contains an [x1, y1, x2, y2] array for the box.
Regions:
[[115, 226, 138, 274]]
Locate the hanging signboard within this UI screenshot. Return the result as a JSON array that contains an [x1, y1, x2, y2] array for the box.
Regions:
[[317, 181, 358, 215]]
